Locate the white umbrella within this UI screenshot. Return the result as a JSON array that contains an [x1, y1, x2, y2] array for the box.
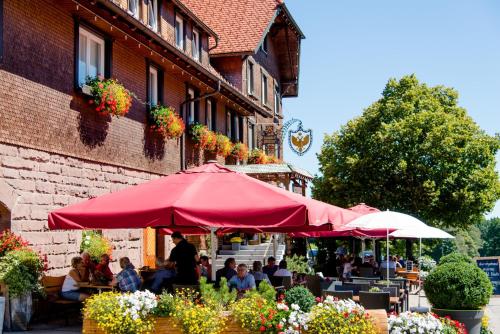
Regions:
[[390, 226, 454, 310], [345, 210, 429, 283]]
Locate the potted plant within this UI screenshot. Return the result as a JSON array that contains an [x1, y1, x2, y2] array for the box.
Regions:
[[424, 253, 493, 334], [80, 230, 113, 263], [388, 311, 467, 334], [86, 77, 133, 117], [229, 237, 243, 251], [191, 124, 217, 151], [0, 248, 43, 331], [231, 142, 249, 162], [149, 105, 185, 139], [215, 134, 233, 157], [248, 148, 268, 164]]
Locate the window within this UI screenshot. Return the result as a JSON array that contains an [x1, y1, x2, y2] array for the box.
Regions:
[[226, 111, 231, 138], [247, 61, 254, 95], [248, 123, 255, 151], [128, 0, 139, 18], [234, 115, 240, 142], [148, 66, 158, 106], [187, 88, 195, 124], [147, 0, 158, 31], [206, 99, 212, 130], [274, 84, 280, 115], [261, 73, 268, 105], [261, 34, 268, 53], [192, 28, 200, 61], [175, 15, 184, 50], [78, 27, 105, 86]]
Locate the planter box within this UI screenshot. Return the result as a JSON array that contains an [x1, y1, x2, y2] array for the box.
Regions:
[[83, 316, 252, 334]]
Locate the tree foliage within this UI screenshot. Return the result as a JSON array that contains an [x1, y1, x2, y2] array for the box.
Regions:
[[313, 75, 500, 228], [478, 217, 500, 256]]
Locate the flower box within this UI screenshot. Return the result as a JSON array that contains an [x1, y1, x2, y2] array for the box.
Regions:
[[82, 316, 252, 334]]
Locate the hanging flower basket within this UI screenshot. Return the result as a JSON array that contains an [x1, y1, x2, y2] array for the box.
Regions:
[[150, 105, 185, 139], [190, 124, 216, 151], [231, 142, 249, 161], [216, 134, 233, 157], [86, 77, 133, 117], [248, 149, 268, 164]]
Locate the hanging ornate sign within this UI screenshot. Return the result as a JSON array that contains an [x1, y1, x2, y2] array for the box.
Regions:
[[282, 119, 313, 156]]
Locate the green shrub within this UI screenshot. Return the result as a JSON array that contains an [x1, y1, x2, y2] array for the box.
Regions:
[[256, 280, 276, 303], [0, 249, 43, 297], [80, 230, 112, 262], [152, 292, 176, 317], [284, 286, 316, 312], [287, 254, 313, 274], [369, 287, 381, 292], [199, 277, 236, 310], [439, 252, 474, 265], [424, 262, 492, 309]]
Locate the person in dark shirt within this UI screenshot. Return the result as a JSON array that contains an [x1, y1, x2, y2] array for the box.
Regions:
[[263, 256, 279, 277], [168, 232, 199, 285], [215, 257, 237, 287]]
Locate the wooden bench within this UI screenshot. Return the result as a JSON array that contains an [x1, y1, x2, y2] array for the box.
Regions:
[[41, 276, 81, 325]]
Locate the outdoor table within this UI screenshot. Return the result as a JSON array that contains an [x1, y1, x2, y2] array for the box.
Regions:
[[77, 282, 114, 294]]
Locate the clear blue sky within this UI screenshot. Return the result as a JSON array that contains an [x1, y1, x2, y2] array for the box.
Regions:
[[282, 0, 500, 218]]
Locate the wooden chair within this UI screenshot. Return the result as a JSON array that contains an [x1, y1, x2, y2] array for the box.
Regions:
[[359, 291, 390, 312], [41, 276, 81, 325]]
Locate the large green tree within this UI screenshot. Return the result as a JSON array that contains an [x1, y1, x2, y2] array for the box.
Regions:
[[313, 75, 500, 228], [478, 217, 500, 256]]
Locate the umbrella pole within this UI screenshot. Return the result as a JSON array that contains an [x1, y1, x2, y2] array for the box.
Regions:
[[418, 236, 422, 308], [386, 227, 389, 286], [211, 228, 217, 282]]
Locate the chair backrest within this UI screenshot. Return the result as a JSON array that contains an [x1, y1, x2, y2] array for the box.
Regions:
[[381, 268, 396, 279], [359, 291, 390, 312], [352, 278, 375, 285], [323, 290, 354, 300], [270, 276, 284, 287], [343, 282, 370, 295], [41, 276, 65, 300], [380, 286, 398, 297], [282, 276, 292, 290], [305, 275, 322, 297], [359, 267, 375, 278]]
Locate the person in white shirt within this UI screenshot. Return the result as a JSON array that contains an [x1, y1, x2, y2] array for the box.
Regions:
[[274, 260, 293, 278], [61, 257, 90, 301]]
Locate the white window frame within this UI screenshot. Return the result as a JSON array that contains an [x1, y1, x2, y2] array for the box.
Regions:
[[188, 88, 195, 124], [247, 61, 254, 95], [261, 72, 268, 105], [192, 28, 200, 62], [175, 15, 184, 50], [128, 0, 139, 19], [78, 27, 105, 86], [274, 84, 280, 115], [147, 0, 158, 31], [206, 99, 212, 130], [149, 66, 158, 106]]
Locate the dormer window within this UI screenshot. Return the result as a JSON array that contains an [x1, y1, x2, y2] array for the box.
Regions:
[[128, 0, 139, 18], [147, 0, 158, 31], [261, 34, 268, 53], [192, 28, 201, 61], [175, 15, 184, 50]]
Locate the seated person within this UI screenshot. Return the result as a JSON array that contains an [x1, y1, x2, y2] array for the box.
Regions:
[[199, 256, 212, 281], [215, 257, 237, 287], [61, 256, 90, 301], [80, 252, 95, 282], [94, 254, 113, 284], [262, 256, 279, 277], [342, 256, 353, 280], [274, 260, 293, 284], [394, 256, 403, 268], [228, 263, 256, 293], [149, 259, 176, 294], [112, 257, 141, 292], [380, 256, 397, 269], [250, 261, 271, 285]]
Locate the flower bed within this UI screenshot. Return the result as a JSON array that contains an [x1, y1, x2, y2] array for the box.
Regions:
[[388, 311, 467, 334]]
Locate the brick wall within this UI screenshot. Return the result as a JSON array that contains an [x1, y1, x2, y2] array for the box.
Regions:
[[0, 142, 166, 274]]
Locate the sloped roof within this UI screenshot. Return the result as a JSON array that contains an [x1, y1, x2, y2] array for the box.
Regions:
[[180, 0, 281, 55]]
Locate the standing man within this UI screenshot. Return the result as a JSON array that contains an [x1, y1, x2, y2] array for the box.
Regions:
[[169, 231, 199, 285]]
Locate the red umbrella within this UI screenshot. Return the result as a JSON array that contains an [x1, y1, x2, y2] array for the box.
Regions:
[[348, 203, 380, 214], [49, 163, 358, 231]]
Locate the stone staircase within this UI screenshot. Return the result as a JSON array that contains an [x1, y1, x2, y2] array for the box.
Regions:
[[214, 242, 286, 270]]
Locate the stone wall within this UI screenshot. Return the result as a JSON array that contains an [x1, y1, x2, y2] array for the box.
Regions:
[[0, 142, 165, 274]]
